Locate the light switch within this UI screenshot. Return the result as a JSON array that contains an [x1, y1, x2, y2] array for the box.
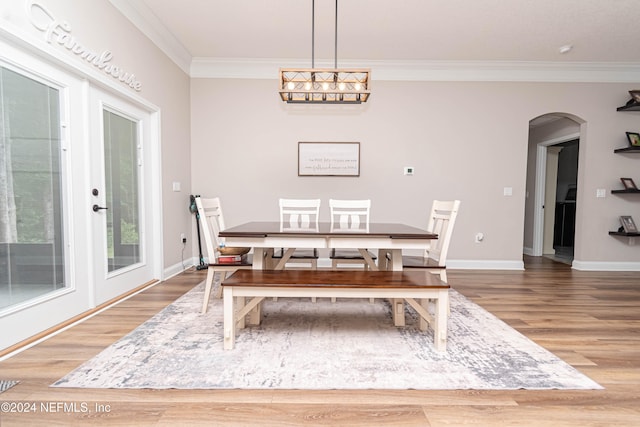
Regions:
[[172, 182, 181, 192], [503, 187, 513, 196], [596, 189, 606, 198]]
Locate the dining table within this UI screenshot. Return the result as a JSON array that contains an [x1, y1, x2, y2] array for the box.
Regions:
[[219, 221, 438, 271]]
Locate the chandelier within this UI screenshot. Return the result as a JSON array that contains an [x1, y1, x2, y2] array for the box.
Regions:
[[278, 0, 371, 104]]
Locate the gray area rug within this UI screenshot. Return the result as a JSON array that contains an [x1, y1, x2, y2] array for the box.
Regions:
[[0, 380, 19, 394], [52, 281, 601, 390]]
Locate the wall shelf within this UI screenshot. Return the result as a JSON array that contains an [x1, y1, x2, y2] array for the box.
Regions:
[[612, 189, 640, 194], [609, 231, 640, 237], [617, 103, 640, 111], [612, 103, 639, 242], [614, 146, 640, 153]]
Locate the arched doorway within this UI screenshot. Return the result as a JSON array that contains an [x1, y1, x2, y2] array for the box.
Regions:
[[524, 113, 585, 266]]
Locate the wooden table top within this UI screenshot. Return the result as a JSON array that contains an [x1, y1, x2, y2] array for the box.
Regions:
[[219, 221, 437, 240]]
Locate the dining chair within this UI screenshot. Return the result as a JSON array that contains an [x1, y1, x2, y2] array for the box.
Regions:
[[195, 196, 252, 314], [329, 199, 377, 270], [271, 198, 321, 270], [386, 200, 461, 282]]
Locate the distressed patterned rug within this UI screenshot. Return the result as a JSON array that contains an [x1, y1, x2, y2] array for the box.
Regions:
[[0, 380, 19, 394], [52, 282, 601, 390]]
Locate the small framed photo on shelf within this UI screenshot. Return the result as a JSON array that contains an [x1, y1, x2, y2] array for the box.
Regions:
[[625, 131, 640, 147], [620, 177, 638, 190], [620, 216, 638, 233]]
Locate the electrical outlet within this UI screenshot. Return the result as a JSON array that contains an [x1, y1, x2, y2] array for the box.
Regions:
[[180, 233, 186, 244]]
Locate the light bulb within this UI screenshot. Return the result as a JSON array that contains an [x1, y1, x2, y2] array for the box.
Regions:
[[287, 81, 295, 90], [322, 82, 329, 91], [338, 82, 346, 91], [354, 83, 362, 91], [305, 82, 312, 90]]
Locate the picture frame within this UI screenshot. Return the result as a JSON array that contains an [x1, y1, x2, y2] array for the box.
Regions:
[[619, 216, 638, 233], [620, 177, 638, 190], [625, 131, 640, 147], [298, 142, 360, 177]]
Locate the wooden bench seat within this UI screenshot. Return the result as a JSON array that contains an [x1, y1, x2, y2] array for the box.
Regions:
[[221, 270, 450, 351]]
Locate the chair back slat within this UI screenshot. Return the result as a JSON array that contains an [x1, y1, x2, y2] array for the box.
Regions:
[[330, 199, 371, 232], [279, 198, 321, 231]]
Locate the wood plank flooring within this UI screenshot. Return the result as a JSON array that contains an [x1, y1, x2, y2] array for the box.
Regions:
[[1, 256, 639, 426]]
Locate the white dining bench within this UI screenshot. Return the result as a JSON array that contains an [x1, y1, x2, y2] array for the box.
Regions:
[[221, 269, 450, 351]]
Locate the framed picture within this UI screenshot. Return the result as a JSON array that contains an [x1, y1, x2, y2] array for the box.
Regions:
[[298, 142, 360, 176], [625, 131, 640, 146], [620, 177, 638, 190], [620, 216, 638, 233]]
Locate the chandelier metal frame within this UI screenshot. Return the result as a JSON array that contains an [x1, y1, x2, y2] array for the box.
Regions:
[[278, 0, 371, 104]]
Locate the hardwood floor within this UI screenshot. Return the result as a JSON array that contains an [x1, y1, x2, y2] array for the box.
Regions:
[[1, 256, 639, 426]]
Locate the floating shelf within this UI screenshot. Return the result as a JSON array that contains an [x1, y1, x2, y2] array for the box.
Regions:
[[617, 103, 640, 111], [609, 231, 640, 237], [612, 189, 640, 194], [614, 146, 640, 153]]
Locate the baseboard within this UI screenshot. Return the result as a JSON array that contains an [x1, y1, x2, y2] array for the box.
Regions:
[[523, 246, 535, 256], [571, 260, 640, 271], [164, 258, 196, 279], [447, 259, 525, 270]]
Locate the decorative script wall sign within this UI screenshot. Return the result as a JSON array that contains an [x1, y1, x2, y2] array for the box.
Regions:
[[298, 142, 360, 176], [28, 1, 142, 91]]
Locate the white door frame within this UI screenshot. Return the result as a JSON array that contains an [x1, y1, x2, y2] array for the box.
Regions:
[[532, 132, 580, 256], [88, 86, 162, 304]]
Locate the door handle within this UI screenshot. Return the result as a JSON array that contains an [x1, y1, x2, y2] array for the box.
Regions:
[[92, 204, 108, 212]]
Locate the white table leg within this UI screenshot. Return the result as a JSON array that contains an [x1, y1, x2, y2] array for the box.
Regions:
[[252, 248, 265, 269], [388, 249, 403, 271], [264, 248, 274, 269], [377, 249, 389, 270], [223, 286, 235, 350], [392, 299, 405, 327], [388, 249, 405, 326]]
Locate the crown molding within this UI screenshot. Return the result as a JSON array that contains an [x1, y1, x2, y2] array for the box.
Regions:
[[110, 1, 640, 83], [191, 57, 640, 83], [109, 0, 191, 75]]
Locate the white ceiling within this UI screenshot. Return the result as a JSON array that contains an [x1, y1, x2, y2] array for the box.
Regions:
[[112, 0, 640, 80]]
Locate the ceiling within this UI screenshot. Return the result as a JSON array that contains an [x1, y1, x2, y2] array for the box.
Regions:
[[112, 0, 640, 79]]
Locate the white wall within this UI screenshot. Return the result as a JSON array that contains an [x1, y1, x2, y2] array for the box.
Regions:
[[3, 1, 636, 272], [191, 79, 640, 270]]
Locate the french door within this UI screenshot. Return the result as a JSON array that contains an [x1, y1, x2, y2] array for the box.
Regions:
[[89, 88, 156, 302], [0, 41, 160, 352]]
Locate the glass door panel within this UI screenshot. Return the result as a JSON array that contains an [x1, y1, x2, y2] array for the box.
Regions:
[[103, 110, 140, 273], [0, 66, 66, 311]]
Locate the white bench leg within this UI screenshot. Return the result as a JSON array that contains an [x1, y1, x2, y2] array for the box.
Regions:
[[223, 286, 235, 350], [433, 290, 449, 351]]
